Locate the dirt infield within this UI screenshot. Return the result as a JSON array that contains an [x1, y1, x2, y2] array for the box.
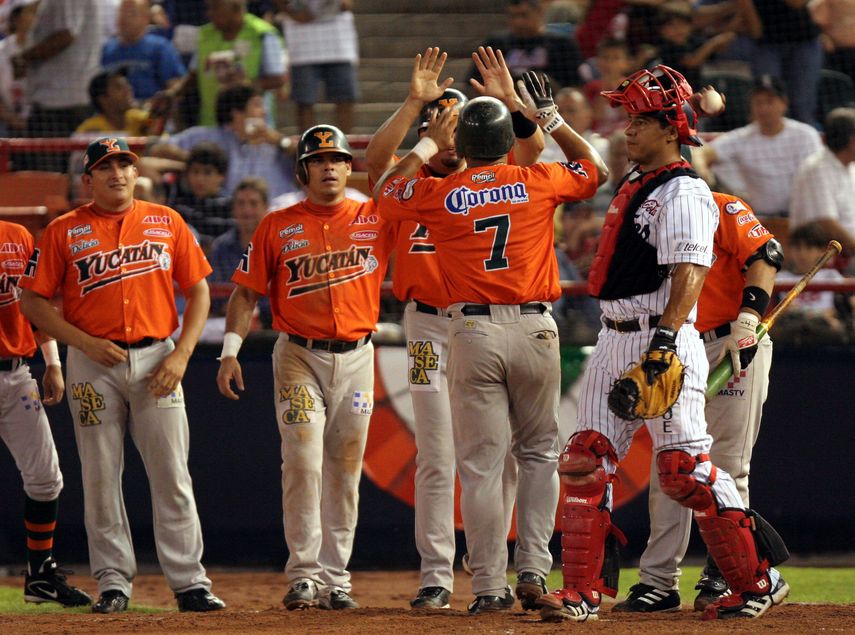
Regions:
[[1, 570, 852, 634]]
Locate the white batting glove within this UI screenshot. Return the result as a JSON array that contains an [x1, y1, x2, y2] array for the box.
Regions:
[[516, 71, 564, 134], [724, 311, 760, 374]]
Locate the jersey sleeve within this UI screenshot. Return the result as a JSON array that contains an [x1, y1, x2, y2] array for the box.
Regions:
[[656, 186, 718, 267], [538, 160, 599, 204], [719, 196, 773, 267], [376, 176, 432, 223], [19, 222, 65, 298], [172, 213, 213, 289], [230, 215, 275, 296]]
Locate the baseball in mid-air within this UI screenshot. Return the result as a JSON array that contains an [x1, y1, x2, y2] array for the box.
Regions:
[[698, 89, 725, 116]]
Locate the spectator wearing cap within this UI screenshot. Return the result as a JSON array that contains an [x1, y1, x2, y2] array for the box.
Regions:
[[790, 107, 855, 263], [0, 0, 39, 136], [12, 0, 102, 170], [76, 69, 153, 136], [693, 75, 822, 231], [101, 0, 186, 102]]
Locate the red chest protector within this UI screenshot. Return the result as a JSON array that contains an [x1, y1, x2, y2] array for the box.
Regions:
[[588, 161, 698, 300]]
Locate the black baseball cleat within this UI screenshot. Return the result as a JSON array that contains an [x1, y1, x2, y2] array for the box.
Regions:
[[319, 588, 359, 610], [612, 583, 681, 613], [92, 589, 129, 614], [694, 565, 730, 611], [515, 572, 548, 611], [24, 558, 92, 607], [410, 586, 451, 609], [283, 579, 319, 610], [467, 586, 515, 615], [176, 588, 226, 612]]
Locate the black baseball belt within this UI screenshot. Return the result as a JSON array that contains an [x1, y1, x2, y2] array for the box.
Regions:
[[0, 357, 25, 371], [110, 337, 166, 349], [287, 333, 371, 353], [460, 303, 548, 316], [603, 315, 662, 332], [700, 323, 731, 342]]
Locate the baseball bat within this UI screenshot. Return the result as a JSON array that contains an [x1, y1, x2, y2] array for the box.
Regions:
[[705, 240, 843, 399]]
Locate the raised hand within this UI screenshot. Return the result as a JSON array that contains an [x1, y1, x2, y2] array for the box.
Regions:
[[424, 105, 459, 152], [409, 47, 454, 103], [469, 46, 521, 110], [517, 71, 562, 132]]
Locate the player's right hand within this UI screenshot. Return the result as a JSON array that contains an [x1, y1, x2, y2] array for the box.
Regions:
[[424, 105, 458, 152], [517, 71, 561, 131], [217, 356, 245, 400], [409, 47, 453, 103], [83, 337, 129, 368]]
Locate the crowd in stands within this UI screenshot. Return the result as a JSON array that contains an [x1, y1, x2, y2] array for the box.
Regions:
[[0, 0, 852, 343]]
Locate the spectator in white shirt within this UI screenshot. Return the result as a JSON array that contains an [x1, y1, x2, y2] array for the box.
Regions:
[[789, 107, 855, 264], [692, 75, 822, 220]]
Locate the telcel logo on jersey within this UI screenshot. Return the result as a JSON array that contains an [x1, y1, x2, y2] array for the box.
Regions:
[[73, 241, 171, 295], [283, 246, 378, 297], [444, 183, 528, 215]]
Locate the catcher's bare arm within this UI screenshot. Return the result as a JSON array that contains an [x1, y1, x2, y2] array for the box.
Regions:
[[660, 263, 710, 330]]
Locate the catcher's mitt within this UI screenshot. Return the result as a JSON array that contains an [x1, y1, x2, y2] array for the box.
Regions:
[[608, 350, 685, 420]]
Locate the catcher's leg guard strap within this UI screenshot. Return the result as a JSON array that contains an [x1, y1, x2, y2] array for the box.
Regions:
[[696, 508, 778, 595], [656, 450, 717, 512], [558, 431, 626, 600]]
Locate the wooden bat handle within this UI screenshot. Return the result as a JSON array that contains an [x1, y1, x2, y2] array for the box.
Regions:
[[705, 240, 842, 399]]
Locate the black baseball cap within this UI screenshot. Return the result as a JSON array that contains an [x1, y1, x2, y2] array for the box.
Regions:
[[83, 137, 139, 174], [752, 74, 786, 99]]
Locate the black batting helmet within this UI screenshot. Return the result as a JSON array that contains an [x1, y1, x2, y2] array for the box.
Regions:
[[601, 65, 702, 146], [418, 88, 468, 131], [296, 124, 352, 184], [455, 96, 514, 160]]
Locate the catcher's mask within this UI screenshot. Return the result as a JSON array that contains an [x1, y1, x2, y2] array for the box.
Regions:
[[295, 124, 353, 184], [601, 65, 702, 147], [418, 88, 468, 132]]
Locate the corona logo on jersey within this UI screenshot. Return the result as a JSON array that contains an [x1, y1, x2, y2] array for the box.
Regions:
[[444, 182, 528, 215], [73, 240, 171, 295], [283, 246, 379, 297]]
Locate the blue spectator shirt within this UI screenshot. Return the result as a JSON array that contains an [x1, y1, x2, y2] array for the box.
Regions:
[[102, 32, 187, 100]]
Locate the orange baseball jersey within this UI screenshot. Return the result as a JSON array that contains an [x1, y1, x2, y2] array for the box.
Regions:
[[0, 221, 37, 357], [231, 198, 397, 341], [371, 152, 520, 308], [21, 200, 212, 341], [377, 161, 598, 305], [696, 192, 774, 333]]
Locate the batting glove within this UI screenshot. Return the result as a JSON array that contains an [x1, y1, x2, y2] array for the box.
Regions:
[[724, 311, 759, 374], [517, 71, 564, 134]]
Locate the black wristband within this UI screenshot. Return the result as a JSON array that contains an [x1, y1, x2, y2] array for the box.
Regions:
[[741, 286, 770, 316], [648, 325, 678, 353], [511, 110, 537, 139]]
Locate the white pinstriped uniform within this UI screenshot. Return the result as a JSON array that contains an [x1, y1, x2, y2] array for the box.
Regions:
[[576, 176, 743, 510]]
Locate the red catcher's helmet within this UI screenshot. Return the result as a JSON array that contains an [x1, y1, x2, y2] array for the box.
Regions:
[[601, 65, 702, 147]]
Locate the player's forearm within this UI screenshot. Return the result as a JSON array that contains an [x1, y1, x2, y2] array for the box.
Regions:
[[174, 280, 210, 357], [741, 260, 777, 318], [20, 290, 93, 350], [659, 263, 709, 330], [365, 97, 422, 184], [511, 127, 545, 167], [550, 125, 609, 185], [224, 285, 261, 338]]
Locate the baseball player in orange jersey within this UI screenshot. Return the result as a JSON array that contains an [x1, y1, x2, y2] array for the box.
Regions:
[[365, 46, 546, 610], [539, 66, 788, 623], [615, 192, 785, 612], [376, 72, 608, 614], [20, 137, 225, 614], [217, 125, 397, 611], [0, 220, 91, 608]]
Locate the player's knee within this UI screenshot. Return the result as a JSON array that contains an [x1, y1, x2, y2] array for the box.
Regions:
[[656, 449, 716, 511], [23, 470, 63, 502], [559, 430, 615, 495]]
